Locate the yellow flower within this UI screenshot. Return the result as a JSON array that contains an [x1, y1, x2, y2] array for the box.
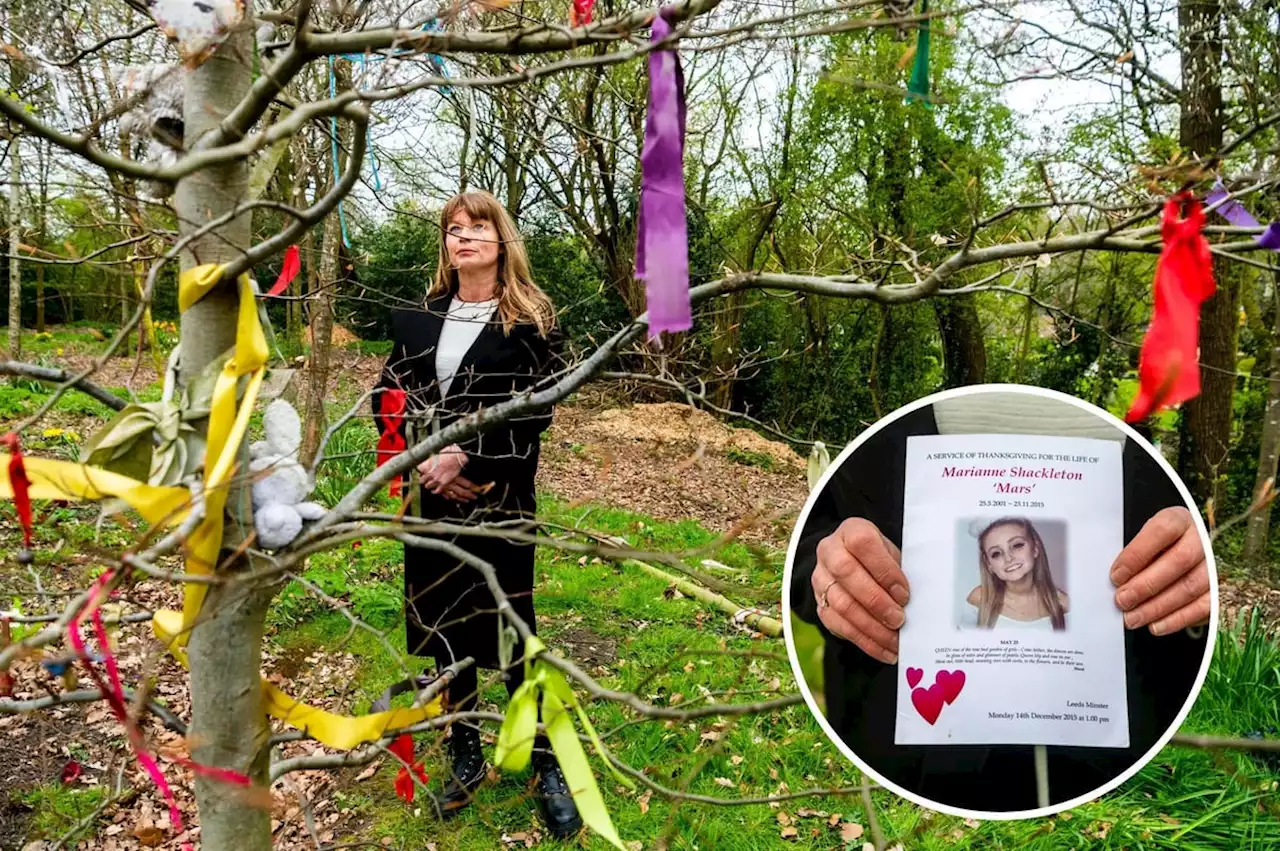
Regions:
[[56, 347, 64, 356], [42, 428, 64, 438]]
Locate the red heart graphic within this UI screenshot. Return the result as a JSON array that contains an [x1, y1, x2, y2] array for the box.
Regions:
[[905, 667, 923, 688], [936, 669, 966, 705], [911, 683, 946, 725]]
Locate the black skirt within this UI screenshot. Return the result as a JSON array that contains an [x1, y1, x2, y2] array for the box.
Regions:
[[403, 482, 539, 670]]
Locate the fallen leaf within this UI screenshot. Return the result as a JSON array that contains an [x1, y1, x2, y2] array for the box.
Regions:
[[730, 755, 744, 766], [777, 811, 792, 826], [840, 821, 865, 841], [780, 826, 798, 840], [714, 777, 734, 788], [133, 822, 163, 847], [355, 760, 381, 782], [964, 818, 981, 828], [638, 790, 651, 814]]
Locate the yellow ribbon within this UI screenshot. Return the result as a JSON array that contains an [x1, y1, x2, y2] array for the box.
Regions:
[[2, 263, 442, 751], [496, 636, 633, 850]]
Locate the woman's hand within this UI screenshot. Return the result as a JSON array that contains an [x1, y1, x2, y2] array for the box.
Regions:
[[418, 444, 468, 493], [811, 518, 910, 664], [440, 475, 483, 502], [1111, 506, 1211, 636]]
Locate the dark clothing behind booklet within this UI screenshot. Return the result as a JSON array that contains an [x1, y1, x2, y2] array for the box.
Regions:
[[790, 404, 1209, 811]]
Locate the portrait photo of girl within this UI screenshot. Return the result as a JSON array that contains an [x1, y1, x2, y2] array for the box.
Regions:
[[960, 517, 1069, 631]]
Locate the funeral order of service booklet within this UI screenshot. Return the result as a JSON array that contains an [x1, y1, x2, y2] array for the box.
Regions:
[[893, 433, 1130, 748]]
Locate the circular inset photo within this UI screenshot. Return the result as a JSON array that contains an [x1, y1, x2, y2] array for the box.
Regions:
[[783, 384, 1218, 819]]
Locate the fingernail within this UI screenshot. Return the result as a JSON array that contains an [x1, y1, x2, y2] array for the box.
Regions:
[[883, 651, 899, 664], [1124, 611, 1144, 629], [1111, 564, 1130, 585], [886, 608, 905, 629], [1150, 620, 1167, 636], [889, 584, 910, 606], [1116, 589, 1135, 611]]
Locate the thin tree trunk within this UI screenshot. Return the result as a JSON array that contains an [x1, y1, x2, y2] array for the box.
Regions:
[[8, 131, 20, 361], [173, 6, 273, 849], [1243, 273, 1280, 568], [35, 137, 45, 333], [933, 297, 987, 387], [1176, 0, 1228, 506], [299, 61, 347, 467], [300, 211, 337, 466]]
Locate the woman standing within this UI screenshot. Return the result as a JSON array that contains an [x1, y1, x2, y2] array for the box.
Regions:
[[372, 191, 576, 834]]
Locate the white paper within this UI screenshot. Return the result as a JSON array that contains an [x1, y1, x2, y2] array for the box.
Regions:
[[894, 434, 1129, 748]]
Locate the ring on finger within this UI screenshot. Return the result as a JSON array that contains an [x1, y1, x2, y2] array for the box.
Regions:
[[817, 578, 839, 612]]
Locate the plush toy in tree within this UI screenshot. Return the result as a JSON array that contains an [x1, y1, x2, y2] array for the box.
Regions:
[[250, 400, 326, 549]]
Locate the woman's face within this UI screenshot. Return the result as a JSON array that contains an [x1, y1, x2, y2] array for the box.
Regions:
[[981, 524, 1038, 583], [445, 210, 501, 274]]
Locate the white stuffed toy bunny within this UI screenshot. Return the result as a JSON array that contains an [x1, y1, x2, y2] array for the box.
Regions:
[[250, 400, 326, 549]]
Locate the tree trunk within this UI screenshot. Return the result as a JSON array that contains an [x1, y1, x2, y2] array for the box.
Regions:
[[1243, 273, 1280, 567], [1175, 0, 1227, 506], [172, 8, 272, 850], [8, 131, 20, 361], [299, 211, 337, 466], [35, 138, 45, 333], [933, 297, 987, 387], [299, 61, 347, 467]]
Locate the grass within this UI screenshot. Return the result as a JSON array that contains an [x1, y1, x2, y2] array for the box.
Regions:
[[725, 445, 777, 471], [266, 493, 1280, 850], [14, 784, 109, 844]]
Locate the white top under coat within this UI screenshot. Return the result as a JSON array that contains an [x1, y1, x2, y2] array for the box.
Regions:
[[436, 297, 497, 398]]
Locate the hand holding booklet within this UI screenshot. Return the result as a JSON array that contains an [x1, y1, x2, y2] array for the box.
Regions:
[[894, 434, 1130, 748]]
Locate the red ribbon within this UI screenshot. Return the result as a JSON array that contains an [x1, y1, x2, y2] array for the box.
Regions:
[[570, 0, 595, 26], [69, 572, 250, 851], [1125, 194, 1217, 423], [2, 432, 33, 550], [388, 733, 429, 803], [1, 432, 33, 550], [267, 245, 301, 297], [376, 389, 408, 498]]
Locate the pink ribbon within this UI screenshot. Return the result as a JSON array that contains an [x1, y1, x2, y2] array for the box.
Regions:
[[635, 7, 691, 339], [69, 571, 250, 850]]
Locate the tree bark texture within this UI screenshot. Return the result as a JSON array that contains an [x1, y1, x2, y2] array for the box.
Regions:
[[1176, 0, 1228, 506], [172, 6, 272, 850], [8, 131, 20, 361], [299, 61, 347, 467], [933, 296, 987, 387]]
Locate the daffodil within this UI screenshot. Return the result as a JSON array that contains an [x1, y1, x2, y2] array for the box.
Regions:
[[42, 428, 65, 438]]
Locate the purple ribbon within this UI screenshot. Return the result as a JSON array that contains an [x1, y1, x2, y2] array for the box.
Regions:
[[635, 7, 691, 339], [1205, 180, 1280, 251]]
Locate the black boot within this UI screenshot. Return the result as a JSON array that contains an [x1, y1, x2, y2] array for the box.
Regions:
[[427, 724, 487, 820], [532, 742, 583, 839]]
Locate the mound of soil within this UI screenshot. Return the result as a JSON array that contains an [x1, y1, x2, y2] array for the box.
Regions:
[[539, 401, 811, 546]]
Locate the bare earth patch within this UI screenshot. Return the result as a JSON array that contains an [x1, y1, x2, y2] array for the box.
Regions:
[[538, 400, 810, 547]]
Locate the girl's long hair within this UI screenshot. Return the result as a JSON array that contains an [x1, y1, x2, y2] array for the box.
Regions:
[[976, 517, 1066, 631], [429, 190, 555, 336]]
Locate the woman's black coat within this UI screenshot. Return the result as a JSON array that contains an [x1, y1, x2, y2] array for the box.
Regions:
[[790, 404, 1210, 811], [372, 288, 565, 669]]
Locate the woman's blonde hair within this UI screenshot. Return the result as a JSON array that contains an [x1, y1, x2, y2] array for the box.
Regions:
[[429, 190, 556, 336], [976, 517, 1066, 631]]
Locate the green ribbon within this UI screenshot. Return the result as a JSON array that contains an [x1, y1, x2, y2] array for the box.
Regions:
[[906, 0, 932, 108], [496, 636, 633, 850]]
